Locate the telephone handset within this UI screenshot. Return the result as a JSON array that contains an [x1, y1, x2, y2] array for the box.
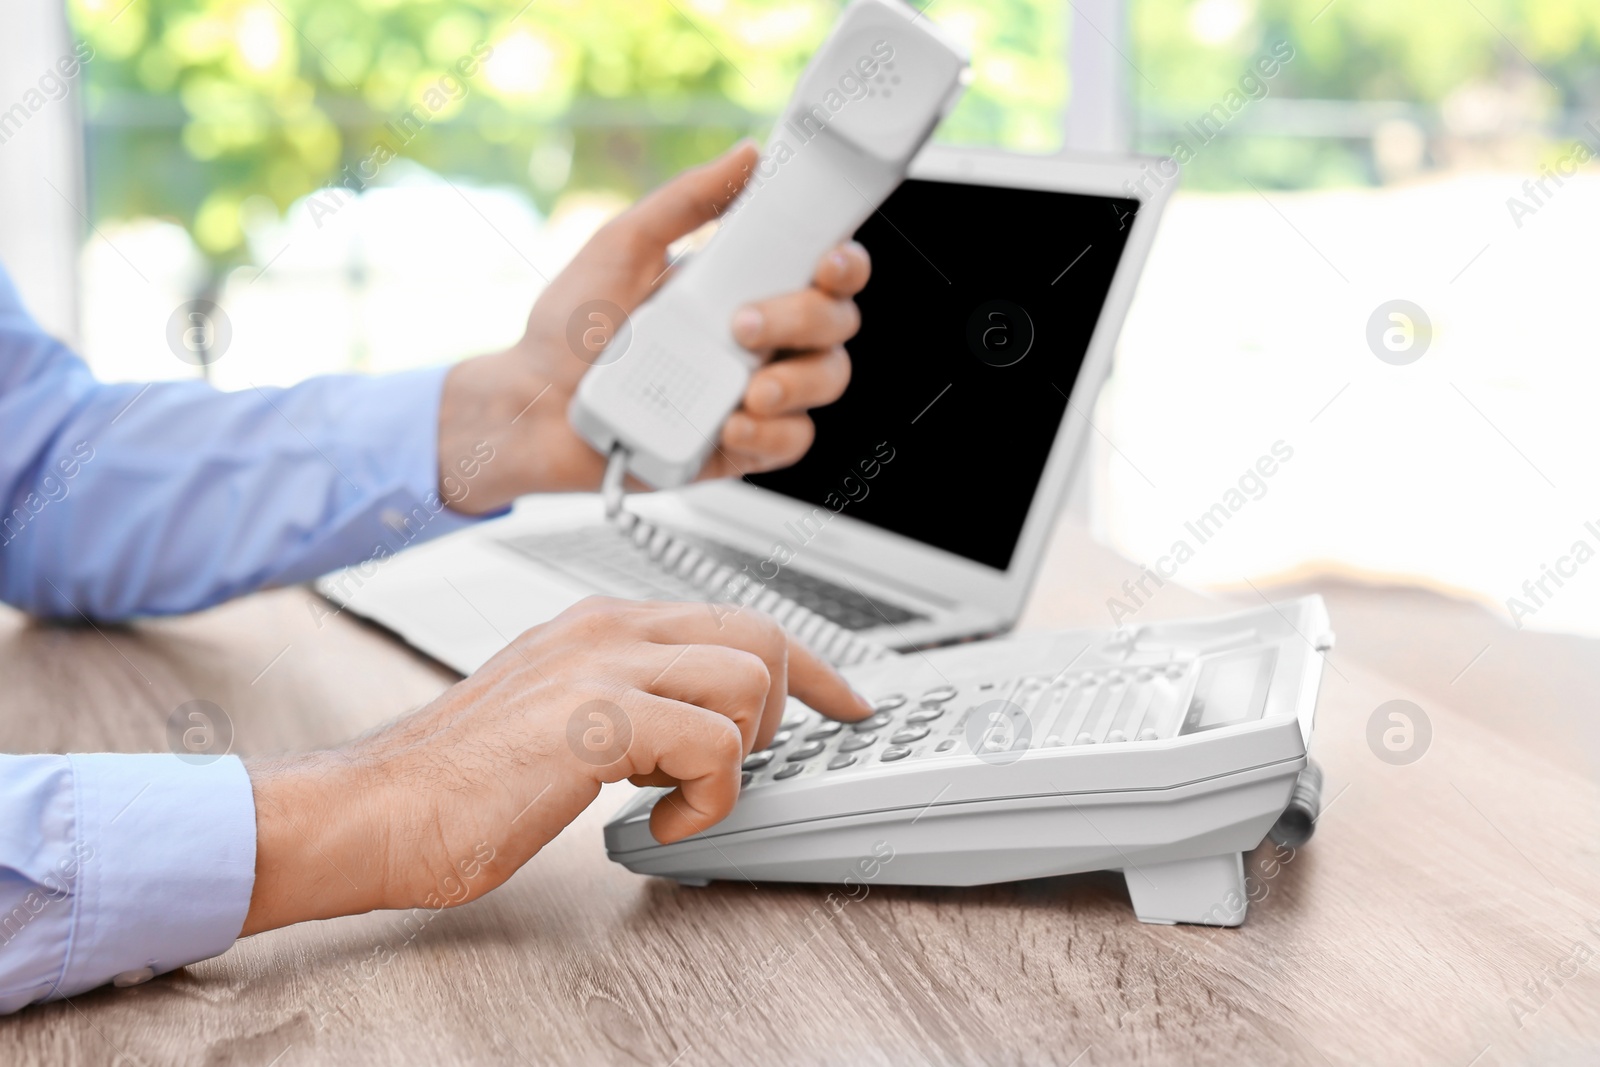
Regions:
[[570, 0, 970, 492]]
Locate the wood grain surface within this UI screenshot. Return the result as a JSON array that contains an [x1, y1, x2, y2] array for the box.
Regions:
[[2, 519, 1597, 1066]]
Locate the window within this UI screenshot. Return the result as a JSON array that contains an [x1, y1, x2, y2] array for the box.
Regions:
[[69, 0, 1067, 387], [52, 0, 1600, 635]]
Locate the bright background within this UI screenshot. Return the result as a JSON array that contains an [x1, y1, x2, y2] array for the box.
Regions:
[[9, 0, 1600, 636]]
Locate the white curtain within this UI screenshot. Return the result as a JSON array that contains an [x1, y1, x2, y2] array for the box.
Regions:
[[0, 0, 86, 345]]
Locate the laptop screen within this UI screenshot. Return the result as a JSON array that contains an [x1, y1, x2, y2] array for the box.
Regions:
[[745, 177, 1141, 571]]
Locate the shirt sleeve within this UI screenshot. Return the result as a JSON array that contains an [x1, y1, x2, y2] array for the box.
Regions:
[[0, 753, 257, 1014], [0, 262, 497, 619]]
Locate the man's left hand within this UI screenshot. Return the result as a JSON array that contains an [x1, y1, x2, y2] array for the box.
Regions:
[[435, 141, 871, 513]]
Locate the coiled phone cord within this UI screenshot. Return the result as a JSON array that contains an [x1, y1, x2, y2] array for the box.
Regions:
[[601, 443, 893, 666], [1267, 758, 1323, 848]]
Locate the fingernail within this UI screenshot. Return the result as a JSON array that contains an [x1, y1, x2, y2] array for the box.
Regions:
[[853, 689, 874, 715], [732, 307, 764, 346], [751, 377, 783, 411], [726, 414, 753, 444], [829, 249, 849, 273]]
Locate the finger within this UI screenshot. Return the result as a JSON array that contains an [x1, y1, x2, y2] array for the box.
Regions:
[[634, 605, 872, 725], [695, 448, 753, 481], [720, 413, 815, 473], [632, 607, 792, 749], [782, 632, 874, 723], [642, 642, 774, 755], [627, 140, 760, 250], [812, 241, 872, 299], [743, 346, 852, 417], [634, 702, 745, 843], [731, 290, 860, 354]]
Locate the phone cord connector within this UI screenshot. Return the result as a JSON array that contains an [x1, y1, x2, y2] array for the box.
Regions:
[[601, 441, 629, 522]]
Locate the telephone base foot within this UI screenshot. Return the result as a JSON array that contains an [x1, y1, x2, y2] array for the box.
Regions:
[[1123, 852, 1248, 926]]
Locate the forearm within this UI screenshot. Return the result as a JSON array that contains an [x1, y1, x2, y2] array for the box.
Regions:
[[242, 753, 391, 935], [1, 366, 484, 619]]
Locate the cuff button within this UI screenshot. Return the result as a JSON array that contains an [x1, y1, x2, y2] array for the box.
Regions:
[[113, 967, 155, 988]]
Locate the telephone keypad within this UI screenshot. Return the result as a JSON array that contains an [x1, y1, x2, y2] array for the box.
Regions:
[[739, 663, 1198, 788]]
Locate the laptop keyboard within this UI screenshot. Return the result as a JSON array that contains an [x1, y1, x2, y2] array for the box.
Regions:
[[498, 524, 927, 632]]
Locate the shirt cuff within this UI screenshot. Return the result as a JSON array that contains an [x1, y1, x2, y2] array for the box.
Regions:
[[55, 753, 256, 998], [348, 364, 510, 532]]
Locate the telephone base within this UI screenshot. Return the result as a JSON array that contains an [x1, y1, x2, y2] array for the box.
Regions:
[[1122, 852, 1248, 927]]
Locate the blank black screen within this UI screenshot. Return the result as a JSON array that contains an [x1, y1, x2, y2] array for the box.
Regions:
[[746, 178, 1139, 571]]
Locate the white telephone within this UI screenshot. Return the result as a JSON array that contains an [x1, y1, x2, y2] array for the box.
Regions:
[[569, 0, 970, 490], [606, 597, 1333, 927]]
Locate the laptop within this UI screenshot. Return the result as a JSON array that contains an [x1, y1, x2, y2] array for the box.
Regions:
[[317, 146, 1176, 675]]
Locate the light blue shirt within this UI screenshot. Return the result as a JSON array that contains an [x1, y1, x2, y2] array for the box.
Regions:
[[0, 264, 483, 1012]]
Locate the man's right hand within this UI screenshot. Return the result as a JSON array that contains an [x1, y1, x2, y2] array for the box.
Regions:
[[239, 598, 872, 934]]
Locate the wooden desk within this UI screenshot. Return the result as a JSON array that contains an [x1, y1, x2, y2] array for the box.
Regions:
[[3, 521, 1598, 1066]]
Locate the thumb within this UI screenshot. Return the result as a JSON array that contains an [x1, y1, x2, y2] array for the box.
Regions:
[[624, 139, 761, 250]]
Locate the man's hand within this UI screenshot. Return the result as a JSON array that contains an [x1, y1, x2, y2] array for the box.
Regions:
[[437, 142, 871, 512], [240, 597, 871, 934]]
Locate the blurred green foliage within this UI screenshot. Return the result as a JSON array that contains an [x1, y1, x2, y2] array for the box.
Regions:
[[69, 0, 1600, 260], [1138, 0, 1600, 104], [1134, 0, 1600, 188], [70, 0, 1063, 261]]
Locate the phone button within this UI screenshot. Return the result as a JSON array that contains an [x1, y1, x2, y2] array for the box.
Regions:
[[773, 763, 805, 780], [742, 751, 775, 770], [787, 741, 827, 762], [827, 755, 857, 771], [839, 733, 877, 753], [880, 745, 913, 762]]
